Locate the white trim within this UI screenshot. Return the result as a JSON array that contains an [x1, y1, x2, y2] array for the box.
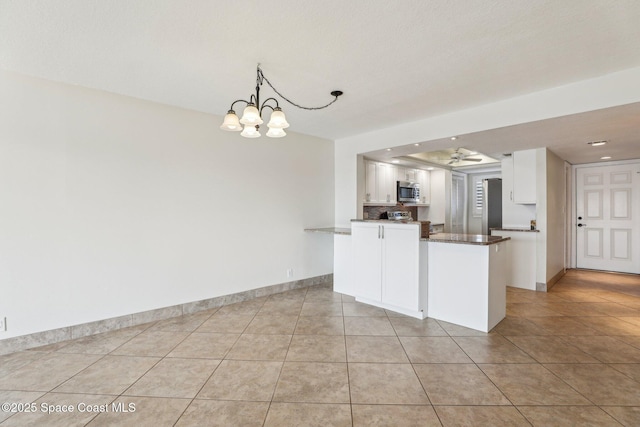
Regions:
[[573, 158, 640, 169], [570, 159, 640, 272]]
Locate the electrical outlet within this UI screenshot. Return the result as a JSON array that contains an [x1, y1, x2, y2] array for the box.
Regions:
[[0, 317, 6, 332], [286, 268, 294, 278]]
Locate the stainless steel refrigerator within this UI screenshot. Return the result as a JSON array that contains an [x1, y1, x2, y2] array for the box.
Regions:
[[482, 178, 502, 235]]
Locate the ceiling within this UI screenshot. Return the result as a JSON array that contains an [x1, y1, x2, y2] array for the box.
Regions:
[[2, 0, 640, 164], [408, 148, 499, 169]]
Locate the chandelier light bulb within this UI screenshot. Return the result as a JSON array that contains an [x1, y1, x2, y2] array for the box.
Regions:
[[220, 110, 242, 131], [266, 127, 286, 138], [267, 108, 289, 129], [241, 124, 261, 138], [239, 103, 263, 125]]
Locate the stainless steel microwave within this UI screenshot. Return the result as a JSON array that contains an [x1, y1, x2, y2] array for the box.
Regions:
[[397, 181, 420, 203]]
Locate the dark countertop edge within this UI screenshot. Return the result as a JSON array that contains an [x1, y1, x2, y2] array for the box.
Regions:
[[421, 233, 511, 245], [304, 227, 352, 235], [351, 219, 421, 225], [491, 228, 540, 233]]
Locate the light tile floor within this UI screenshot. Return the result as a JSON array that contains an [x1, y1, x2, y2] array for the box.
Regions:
[[1, 269, 640, 426]]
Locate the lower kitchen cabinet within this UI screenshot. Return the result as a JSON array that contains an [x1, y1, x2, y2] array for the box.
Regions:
[[427, 240, 509, 332], [490, 229, 537, 290], [352, 221, 427, 319]]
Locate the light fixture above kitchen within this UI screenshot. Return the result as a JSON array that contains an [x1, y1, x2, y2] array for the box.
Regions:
[[220, 64, 343, 138], [587, 140, 607, 146]]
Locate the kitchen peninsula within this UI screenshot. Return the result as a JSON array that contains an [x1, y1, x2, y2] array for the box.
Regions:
[[306, 221, 511, 332]]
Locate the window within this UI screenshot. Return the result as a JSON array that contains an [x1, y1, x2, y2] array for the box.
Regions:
[[473, 176, 484, 218]]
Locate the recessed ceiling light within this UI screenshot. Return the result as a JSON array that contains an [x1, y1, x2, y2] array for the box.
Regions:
[[450, 136, 458, 141], [391, 160, 400, 164], [427, 167, 434, 171], [414, 143, 420, 147], [386, 148, 392, 151], [469, 151, 478, 155], [588, 140, 607, 146], [600, 156, 612, 160]]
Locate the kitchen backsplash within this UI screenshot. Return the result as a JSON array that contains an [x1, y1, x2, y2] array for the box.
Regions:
[[363, 205, 418, 220]]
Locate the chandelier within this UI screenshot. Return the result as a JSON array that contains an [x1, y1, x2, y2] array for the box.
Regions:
[[220, 65, 343, 138]]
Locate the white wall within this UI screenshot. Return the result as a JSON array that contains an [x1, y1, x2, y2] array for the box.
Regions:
[[503, 148, 565, 287], [535, 149, 548, 286], [425, 169, 449, 226], [544, 149, 566, 282], [0, 71, 335, 340]]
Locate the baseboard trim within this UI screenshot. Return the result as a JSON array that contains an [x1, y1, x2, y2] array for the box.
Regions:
[[535, 269, 567, 292], [0, 274, 333, 356], [547, 269, 566, 291]]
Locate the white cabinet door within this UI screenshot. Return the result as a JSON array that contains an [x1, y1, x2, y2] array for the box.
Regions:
[[395, 167, 407, 183], [377, 163, 397, 204], [513, 150, 537, 204], [352, 222, 421, 311], [416, 169, 430, 204], [352, 222, 383, 300], [405, 168, 417, 182], [382, 224, 420, 310], [365, 160, 378, 203]]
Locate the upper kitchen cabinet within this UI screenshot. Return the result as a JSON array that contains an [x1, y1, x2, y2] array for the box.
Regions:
[[398, 167, 430, 204], [364, 160, 397, 205], [399, 167, 417, 182], [415, 168, 431, 205], [512, 149, 537, 204], [364, 160, 430, 206]]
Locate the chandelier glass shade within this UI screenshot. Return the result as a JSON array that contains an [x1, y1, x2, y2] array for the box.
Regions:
[[220, 65, 342, 138]]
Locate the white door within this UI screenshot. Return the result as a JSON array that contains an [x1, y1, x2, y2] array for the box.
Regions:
[[576, 162, 640, 274]]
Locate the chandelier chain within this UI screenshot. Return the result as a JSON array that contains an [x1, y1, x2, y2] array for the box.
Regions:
[[258, 68, 340, 111]]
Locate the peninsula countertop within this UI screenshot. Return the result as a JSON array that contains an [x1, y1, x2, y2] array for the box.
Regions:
[[491, 227, 540, 233], [306, 223, 511, 245], [422, 233, 510, 245]]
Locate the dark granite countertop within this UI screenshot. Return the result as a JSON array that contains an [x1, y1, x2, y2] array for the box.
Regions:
[[422, 233, 510, 245], [491, 228, 540, 233], [351, 219, 421, 225]]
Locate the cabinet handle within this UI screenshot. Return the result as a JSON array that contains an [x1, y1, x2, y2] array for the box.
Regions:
[[378, 226, 381, 239], [381, 226, 385, 239], [510, 191, 513, 201]]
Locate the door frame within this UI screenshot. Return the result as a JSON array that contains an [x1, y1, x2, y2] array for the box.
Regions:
[[570, 159, 640, 270], [451, 171, 468, 234], [565, 161, 572, 271]]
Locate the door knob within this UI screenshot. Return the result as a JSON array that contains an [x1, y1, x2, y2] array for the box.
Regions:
[[578, 216, 582, 220], [577, 223, 587, 227]]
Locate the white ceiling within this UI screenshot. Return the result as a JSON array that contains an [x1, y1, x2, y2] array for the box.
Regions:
[[2, 0, 640, 164]]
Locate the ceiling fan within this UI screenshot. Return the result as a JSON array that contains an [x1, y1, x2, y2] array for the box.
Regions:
[[448, 148, 482, 165]]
